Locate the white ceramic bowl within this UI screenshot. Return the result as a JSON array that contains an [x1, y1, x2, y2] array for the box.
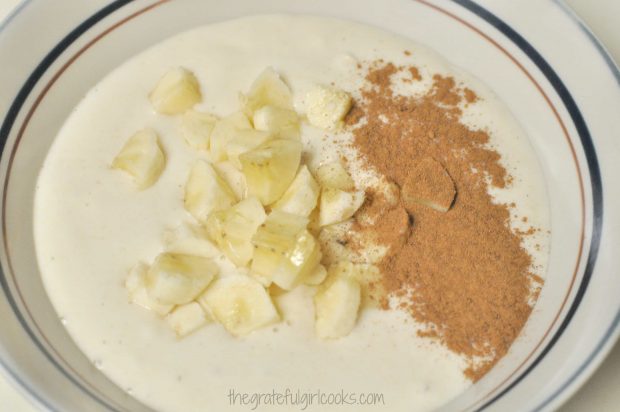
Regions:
[[1, 1, 619, 411]]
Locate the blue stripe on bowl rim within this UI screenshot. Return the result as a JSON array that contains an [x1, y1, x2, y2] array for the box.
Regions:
[[0, 0, 612, 411]]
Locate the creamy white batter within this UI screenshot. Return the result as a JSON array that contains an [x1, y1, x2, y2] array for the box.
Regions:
[[34, 15, 549, 412]]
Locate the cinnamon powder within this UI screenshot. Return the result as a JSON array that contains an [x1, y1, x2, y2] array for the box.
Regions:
[[346, 61, 541, 380]]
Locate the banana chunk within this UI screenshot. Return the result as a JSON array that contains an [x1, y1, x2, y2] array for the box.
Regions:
[[251, 211, 321, 290], [146, 253, 218, 305], [163, 222, 220, 259], [201, 275, 280, 336], [212, 160, 248, 200], [180, 110, 218, 151], [112, 128, 165, 190], [253, 105, 300, 140], [241, 67, 293, 114], [239, 139, 302, 205], [306, 85, 352, 130], [315, 161, 355, 191], [224, 129, 272, 168], [149, 67, 201, 115], [209, 111, 253, 162], [271, 165, 320, 217], [402, 157, 456, 212], [125, 263, 174, 316], [317, 220, 364, 266], [184, 160, 237, 223], [205, 197, 266, 267], [314, 276, 361, 339], [327, 261, 382, 307], [319, 188, 365, 227], [304, 264, 327, 286], [166, 302, 209, 338]]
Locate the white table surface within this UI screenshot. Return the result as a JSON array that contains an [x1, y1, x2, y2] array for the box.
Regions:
[[0, 0, 618, 411]]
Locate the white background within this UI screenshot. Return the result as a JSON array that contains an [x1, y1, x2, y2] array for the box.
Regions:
[[0, 0, 618, 410]]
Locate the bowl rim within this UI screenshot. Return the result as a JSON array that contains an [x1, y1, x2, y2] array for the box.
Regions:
[[517, 0, 620, 407], [0, 1, 618, 411]]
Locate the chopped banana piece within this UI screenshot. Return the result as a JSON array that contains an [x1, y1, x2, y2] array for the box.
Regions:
[[166, 302, 209, 338], [354, 203, 376, 228], [239, 139, 302, 205], [166, 238, 219, 260], [285, 230, 325, 287], [248, 268, 272, 287], [402, 157, 456, 212], [253, 105, 300, 140], [205, 197, 266, 267], [184, 160, 237, 223], [304, 264, 327, 286], [252, 211, 321, 290], [355, 181, 402, 227], [195, 290, 216, 319], [382, 179, 401, 207], [125, 263, 174, 316], [319, 188, 365, 227], [327, 261, 382, 307], [327, 261, 381, 284], [318, 220, 359, 265], [250, 210, 309, 286], [224, 129, 272, 168], [241, 67, 293, 114], [112, 128, 165, 190], [202, 275, 280, 336], [149, 67, 201, 115], [180, 110, 218, 150], [249, 248, 279, 286], [209, 111, 252, 161], [306, 85, 352, 130], [146, 253, 218, 305], [315, 162, 355, 191], [163, 222, 220, 259], [129, 288, 175, 317], [125, 263, 146, 293], [314, 276, 361, 339], [271, 165, 320, 217], [253, 211, 309, 250], [213, 160, 248, 200]]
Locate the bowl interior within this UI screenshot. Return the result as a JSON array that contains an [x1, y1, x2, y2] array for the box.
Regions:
[[0, 0, 600, 411]]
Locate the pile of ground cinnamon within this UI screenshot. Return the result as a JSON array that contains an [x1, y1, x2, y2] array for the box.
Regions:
[[346, 61, 542, 380]]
